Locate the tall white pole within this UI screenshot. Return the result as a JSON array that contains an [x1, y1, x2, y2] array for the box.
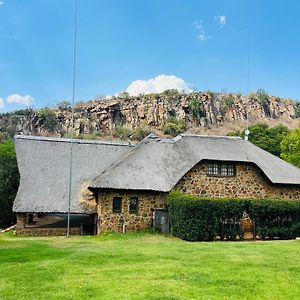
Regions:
[[67, 0, 78, 237]]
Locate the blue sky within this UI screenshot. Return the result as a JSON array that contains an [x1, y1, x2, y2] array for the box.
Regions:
[[0, 0, 299, 112]]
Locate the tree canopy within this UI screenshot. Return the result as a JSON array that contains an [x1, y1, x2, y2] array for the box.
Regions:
[[228, 123, 290, 157], [281, 126, 300, 168], [0, 139, 19, 229]]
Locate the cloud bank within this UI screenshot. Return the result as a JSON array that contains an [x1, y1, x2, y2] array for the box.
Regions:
[[126, 75, 191, 96], [7, 94, 34, 105]]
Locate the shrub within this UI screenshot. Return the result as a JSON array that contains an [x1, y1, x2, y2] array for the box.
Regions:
[[219, 95, 235, 116], [38, 108, 58, 133], [188, 98, 205, 120], [163, 117, 186, 136], [168, 192, 247, 241], [295, 102, 300, 118], [168, 193, 300, 241], [130, 126, 150, 141], [112, 126, 132, 140], [248, 199, 300, 240], [256, 89, 270, 115], [56, 101, 71, 110]]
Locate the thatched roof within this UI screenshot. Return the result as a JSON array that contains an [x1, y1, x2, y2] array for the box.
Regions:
[[13, 135, 133, 213], [89, 134, 300, 192]]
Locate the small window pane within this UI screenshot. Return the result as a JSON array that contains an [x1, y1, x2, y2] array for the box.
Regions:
[[208, 163, 218, 175], [113, 197, 122, 213], [220, 164, 227, 175], [130, 196, 138, 213], [227, 164, 234, 176], [207, 162, 235, 177]]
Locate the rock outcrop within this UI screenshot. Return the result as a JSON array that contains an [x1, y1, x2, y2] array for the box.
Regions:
[[0, 91, 299, 139]]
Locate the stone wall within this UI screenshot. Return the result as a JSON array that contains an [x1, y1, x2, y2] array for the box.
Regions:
[[176, 161, 300, 200], [16, 213, 82, 236], [97, 190, 168, 232], [16, 227, 81, 236]]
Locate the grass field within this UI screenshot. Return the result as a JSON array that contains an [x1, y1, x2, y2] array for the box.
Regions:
[[1, 232, 300, 300]]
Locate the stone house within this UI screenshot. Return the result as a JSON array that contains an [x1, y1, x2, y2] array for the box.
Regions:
[[13, 134, 300, 235]]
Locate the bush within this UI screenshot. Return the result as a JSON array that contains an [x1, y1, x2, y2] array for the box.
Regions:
[[295, 102, 300, 118], [163, 117, 186, 136], [188, 98, 205, 120], [38, 108, 58, 133], [168, 193, 300, 241], [168, 192, 247, 241], [219, 95, 235, 116], [130, 126, 150, 141], [248, 199, 300, 240], [56, 101, 71, 110]]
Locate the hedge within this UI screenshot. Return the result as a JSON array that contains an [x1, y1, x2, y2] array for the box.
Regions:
[[168, 192, 300, 241], [248, 199, 300, 240]]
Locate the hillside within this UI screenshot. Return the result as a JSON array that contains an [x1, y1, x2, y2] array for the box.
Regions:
[[0, 90, 299, 140]]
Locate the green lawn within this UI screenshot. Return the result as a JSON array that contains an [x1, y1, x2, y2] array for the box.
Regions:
[[1, 232, 300, 300]]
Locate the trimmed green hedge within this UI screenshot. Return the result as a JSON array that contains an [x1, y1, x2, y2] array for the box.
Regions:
[[249, 199, 300, 240], [168, 192, 300, 241]]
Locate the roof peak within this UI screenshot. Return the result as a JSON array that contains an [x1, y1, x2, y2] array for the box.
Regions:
[[179, 134, 243, 140], [14, 135, 134, 147]]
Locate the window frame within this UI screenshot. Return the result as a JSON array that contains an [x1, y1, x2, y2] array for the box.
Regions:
[[112, 197, 122, 213], [129, 196, 138, 214], [207, 161, 236, 177]]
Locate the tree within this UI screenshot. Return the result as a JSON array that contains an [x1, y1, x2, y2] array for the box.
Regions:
[[281, 126, 300, 168], [163, 117, 186, 136], [188, 98, 205, 120], [0, 139, 19, 229], [228, 123, 290, 157]]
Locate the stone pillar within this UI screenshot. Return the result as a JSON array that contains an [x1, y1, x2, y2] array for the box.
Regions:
[[16, 213, 26, 228]]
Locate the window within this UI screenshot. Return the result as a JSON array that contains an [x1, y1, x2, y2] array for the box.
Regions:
[[113, 197, 122, 213], [129, 196, 138, 213], [207, 162, 235, 177]]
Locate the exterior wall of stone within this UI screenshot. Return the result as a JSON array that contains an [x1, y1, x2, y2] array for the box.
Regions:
[[15, 213, 81, 236], [175, 161, 300, 200], [16, 227, 81, 236], [97, 190, 168, 232]]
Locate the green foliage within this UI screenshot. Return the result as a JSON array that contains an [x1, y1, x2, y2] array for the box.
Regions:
[[38, 108, 58, 133], [295, 102, 300, 118], [168, 193, 247, 241], [219, 95, 235, 116], [118, 91, 131, 100], [256, 89, 270, 114], [163, 117, 186, 136], [281, 125, 300, 167], [228, 123, 290, 157], [56, 101, 71, 110], [112, 125, 150, 141], [0, 140, 19, 229], [248, 199, 300, 240], [130, 126, 150, 141], [188, 98, 205, 119], [162, 89, 180, 96], [168, 193, 300, 241]]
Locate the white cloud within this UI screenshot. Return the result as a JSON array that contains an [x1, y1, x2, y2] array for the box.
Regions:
[[194, 20, 211, 41], [0, 1, 4, 6], [126, 74, 191, 96], [7, 94, 34, 105], [215, 15, 227, 28], [0, 97, 4, 108]]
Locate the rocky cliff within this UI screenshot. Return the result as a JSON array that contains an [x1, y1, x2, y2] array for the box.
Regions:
[[0, 91, 299, 140]]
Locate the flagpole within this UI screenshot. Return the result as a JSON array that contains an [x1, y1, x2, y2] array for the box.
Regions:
[[67, 0, 78, 237]]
